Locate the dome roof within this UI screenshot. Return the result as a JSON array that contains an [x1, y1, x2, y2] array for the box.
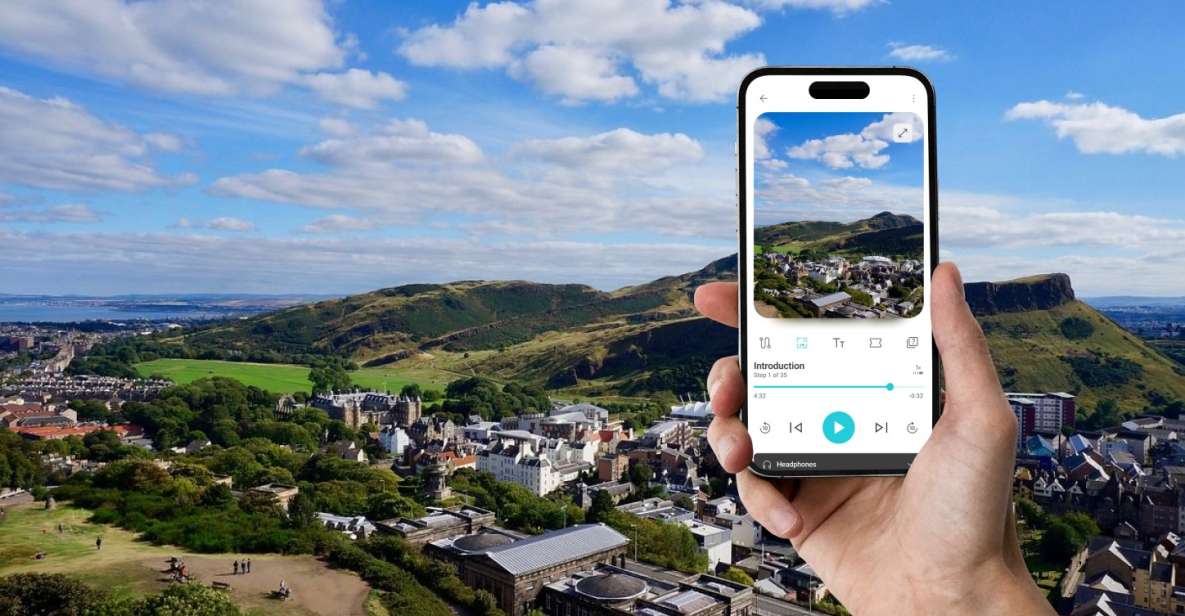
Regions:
[[453, 532, 514, 553], [574, 573, 648, 601]]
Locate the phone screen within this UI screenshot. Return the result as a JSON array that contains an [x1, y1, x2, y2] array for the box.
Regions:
[[740, 71, 937, 476]]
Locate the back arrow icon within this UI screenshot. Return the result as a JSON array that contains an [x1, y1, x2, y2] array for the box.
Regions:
[[759, 94, 768, 102]]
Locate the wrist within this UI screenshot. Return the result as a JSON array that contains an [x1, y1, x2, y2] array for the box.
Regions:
[[911, 558, 1053, 616]]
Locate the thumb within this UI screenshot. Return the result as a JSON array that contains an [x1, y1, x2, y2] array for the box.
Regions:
[[931, 262, 1016, 437]]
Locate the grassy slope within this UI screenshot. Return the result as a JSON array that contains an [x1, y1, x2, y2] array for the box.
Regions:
[[754, 212, 923, 259], [978, 300, 1185, 412], [0, 505, 364, 616], [134, 358, 448, 395]]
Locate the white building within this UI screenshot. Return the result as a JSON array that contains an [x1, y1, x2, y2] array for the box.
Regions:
[[476, 430, 595, 496], [379, 427, 412, 456], [670, 400, 713, 425], [462, 421, 500, 443], [684, 519, 733, 568]]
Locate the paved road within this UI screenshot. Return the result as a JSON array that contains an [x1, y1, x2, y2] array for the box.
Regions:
[[622, 560, 818, 616], [755, 595, 818, 616]]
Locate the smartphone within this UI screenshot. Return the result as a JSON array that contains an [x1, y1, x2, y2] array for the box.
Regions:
[[738, 67, 939, 477]]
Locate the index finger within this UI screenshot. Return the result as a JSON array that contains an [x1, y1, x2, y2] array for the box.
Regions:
[[695, 282, 739, 328]]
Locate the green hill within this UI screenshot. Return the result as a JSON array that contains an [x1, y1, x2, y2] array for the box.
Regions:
[[755, 211, 923, 258], [970, 274, 1185, 414], [155, 256, 737, 400], [153, 260, 1185, 411]]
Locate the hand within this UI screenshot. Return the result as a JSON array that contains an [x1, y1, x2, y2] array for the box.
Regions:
[[696, 262, 1055, 616]]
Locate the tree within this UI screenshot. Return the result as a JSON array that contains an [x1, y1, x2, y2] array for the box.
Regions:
[[131, 583, 242, 616], [473, 590, 498, 616], [672, 493, 695, 511], [0, 573, 107, 615], [587, 489, 615, 524], [629, 463, 654, 487], [400, 384, 423, 399], [721, 567, 754, 586], [1014, 498, 1047, 527], [1061, 512, 1100, 540], [309, 364, 351, 395], [1039, 520, 1084, 563]]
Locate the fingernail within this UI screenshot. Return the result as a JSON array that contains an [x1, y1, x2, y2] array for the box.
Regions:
[[707, 375, 722, 401], [768, 505, 800, 538], [715, 433, 737, 462]]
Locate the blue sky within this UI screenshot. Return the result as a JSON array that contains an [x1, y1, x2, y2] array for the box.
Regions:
[[754, 111, 923, 227], [0, 0, 1182, 295]]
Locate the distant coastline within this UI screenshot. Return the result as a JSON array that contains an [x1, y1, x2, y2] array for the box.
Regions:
[[0, 293, 332, 324]]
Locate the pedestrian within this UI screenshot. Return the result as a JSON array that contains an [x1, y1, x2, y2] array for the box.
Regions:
[[245, 558, 251, 574], [233, 560, 239, 575], [95, 537, 102, 551], [57, 522, 63, 533]]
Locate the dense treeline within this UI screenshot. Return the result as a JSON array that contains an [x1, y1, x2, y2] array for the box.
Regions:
[[439, 377, 550, 421], [119, 377, 360, 451], [0, 573, 243, 615], [324, 538, 454, 616], [1064, 353, 1143, 387], [586, 488, 708, 573]]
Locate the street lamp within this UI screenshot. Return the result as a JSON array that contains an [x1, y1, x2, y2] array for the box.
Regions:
[[630, 524, 639, 562]]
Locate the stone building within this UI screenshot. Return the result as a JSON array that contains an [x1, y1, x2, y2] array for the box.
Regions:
[[310, 392, 422, 429], [247, 483, 299, 512], [375, 505, 496, 546], [540, 565, 754, 616], [425, 524, 629, 615]]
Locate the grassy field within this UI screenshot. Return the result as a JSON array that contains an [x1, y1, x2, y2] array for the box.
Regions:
[[0, 505, 367, 616], [134, 358, 449, 395]]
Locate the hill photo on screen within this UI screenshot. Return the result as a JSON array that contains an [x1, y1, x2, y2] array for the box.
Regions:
[[752, 111, 926, 319]]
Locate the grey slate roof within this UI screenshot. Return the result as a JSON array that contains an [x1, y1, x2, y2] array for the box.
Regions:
[[482, 524, 628, 576]]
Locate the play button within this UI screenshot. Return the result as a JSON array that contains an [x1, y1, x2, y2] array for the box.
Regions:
[[822, 411, 855, 444]]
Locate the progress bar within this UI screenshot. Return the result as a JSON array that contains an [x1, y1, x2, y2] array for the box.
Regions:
[[752, 383, 923, 391]]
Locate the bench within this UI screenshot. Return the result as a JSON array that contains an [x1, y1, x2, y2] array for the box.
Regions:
[[211, 581, 232, 591]]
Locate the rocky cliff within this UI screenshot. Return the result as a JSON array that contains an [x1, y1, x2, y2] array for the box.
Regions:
[[964, 273, 1076, 316]]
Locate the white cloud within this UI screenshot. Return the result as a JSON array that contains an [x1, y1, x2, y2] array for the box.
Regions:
[[0, 0, 342, 95], [940, 195, 1185, 249], [318, 117, 356, 137], [0, 1, 407, 108], [210, 118, 733, 239], [786, 133, 889, 169], [205, 217, 256, 232], [510, 45, 640, 103], [861, 112, 923, 143], [0, 86, 194, 192], [398, 0, 765, 103], [782, 112, 922, 169], [747, 0, 880, 14], [756, 171, 921, 223], [754, 117, 777, 160], [0, 228, 730, 294], [144, 132, 184, 152], [514, 128, 703, 173], [0, 203, 103, 224], [301, 214, 376, 233], [302, 69, 408, 109], [296, 119, 484, 167], [886, 42, 954, 62], [1006, 100, 1185, 156], [1065, 91, 1085, 100]]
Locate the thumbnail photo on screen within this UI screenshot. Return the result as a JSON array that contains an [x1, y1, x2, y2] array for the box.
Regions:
[[753, 111, 925, 320]]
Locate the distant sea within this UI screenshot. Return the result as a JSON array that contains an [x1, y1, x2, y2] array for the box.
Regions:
[[0, 303, 247, 323]]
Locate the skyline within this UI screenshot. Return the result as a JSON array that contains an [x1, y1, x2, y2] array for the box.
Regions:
[[0, 1, 1182, 296]]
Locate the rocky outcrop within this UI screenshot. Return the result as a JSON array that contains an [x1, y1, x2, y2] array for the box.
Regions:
[[964, 273, 1075, 316]]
